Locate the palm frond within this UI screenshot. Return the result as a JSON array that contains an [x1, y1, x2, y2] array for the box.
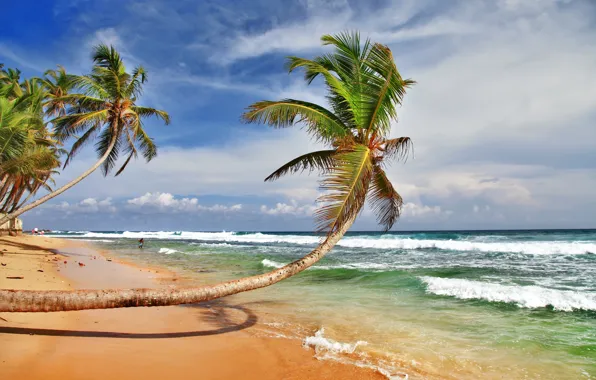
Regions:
[[133, 123, 157, 162], [114, 150, 135, 176], [69, 75, 109, 99], [383, 136, 413, 163], [130, 106, 171, 125], [265, 150, 337, 182], [315, 144, 372, 233], [92, 44, 124, 74], [125, 66, 147, 99], [53, 109, 109, 141], [95, 127, 121, 176], [361, 43, 415, 137], [368, 165, 402, 231], [62, 124, 99, 168], [242, 99, 349, 142]]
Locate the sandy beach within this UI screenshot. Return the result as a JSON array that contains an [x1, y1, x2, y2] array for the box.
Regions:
[[0, 235, 384, 380]]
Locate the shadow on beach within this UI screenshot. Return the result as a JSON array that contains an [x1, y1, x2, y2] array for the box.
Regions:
[[0, 299, 258, 339]]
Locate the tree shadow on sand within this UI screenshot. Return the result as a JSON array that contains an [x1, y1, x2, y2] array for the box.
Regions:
[[0, 300, 259, 339]]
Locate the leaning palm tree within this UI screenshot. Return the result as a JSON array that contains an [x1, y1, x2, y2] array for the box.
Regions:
[[0, 76, 62, 214], [0, 32, 414, 312], [0, 45, 170, 226]]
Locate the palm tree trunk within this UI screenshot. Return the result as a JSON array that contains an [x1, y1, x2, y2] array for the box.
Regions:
[[0, 135, 118, 226], [0, 213, 357, 312]]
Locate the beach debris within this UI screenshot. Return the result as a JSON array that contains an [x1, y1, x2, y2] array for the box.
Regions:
[[1, 263, 6, 266], [6, 276, 23, 279], [37, 269, 44, 273], [106, 259, 112, 262], [78, 262, 85, 267], [64, 261, 67, 264], [0, 316, 7, 322]]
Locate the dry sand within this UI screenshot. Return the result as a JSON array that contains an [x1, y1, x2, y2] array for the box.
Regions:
[[0, 235, 384, 380]]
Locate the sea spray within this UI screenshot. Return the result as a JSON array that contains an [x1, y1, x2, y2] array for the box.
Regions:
[[303, 328, 367, 354]]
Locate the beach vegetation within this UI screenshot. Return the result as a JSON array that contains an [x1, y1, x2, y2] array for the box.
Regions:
[[0, 45, 170, 225], [0, 31, 414, 312]]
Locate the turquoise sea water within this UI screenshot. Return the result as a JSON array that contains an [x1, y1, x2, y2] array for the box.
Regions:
[[48, 229, 596, 379]]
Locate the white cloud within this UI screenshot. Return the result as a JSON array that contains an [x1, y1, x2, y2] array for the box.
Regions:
[[42, 197, 116, 214], [217, 0, 473, 64], [126, 192, 242, 213], [260, 199, 316, 216], [14, 0, 596, 230], [402, 202, 451, 218]]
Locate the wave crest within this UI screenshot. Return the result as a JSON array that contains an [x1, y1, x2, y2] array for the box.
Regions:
[[420, 276, 596, 311], [158, 248, 179, 255]]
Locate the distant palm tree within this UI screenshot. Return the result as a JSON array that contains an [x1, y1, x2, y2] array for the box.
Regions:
[[0, 45, 170, 226], [41, 65, 75, 117], [0, 32, 414, 312]]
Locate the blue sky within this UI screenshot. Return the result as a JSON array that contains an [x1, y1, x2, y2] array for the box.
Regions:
[[2, 0, 595, 231]]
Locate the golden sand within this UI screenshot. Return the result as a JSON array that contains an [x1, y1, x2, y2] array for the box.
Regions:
[[0, 235, 384, 380]]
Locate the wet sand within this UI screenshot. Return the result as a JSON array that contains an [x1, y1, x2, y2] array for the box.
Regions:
[[0, 235, 384, 380]]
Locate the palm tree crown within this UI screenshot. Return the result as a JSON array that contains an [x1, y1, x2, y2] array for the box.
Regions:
[[0, 45, 170, 227], [243, 32, 414, 233], [53, 44, 170, 176], [0, 69, 63, 214]]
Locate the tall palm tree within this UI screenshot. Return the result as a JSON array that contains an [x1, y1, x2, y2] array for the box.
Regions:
[[0, 45, 170, 226], [0, 32, 414, 312], [0, 76, 62, 216]]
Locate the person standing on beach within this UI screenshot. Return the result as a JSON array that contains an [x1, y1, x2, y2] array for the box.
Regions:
[[138, 238, 144, 249]]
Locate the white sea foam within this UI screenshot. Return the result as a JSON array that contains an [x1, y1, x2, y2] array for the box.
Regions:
[[73, 231, 596, 255], [261, 259, 284, 268], [72, 239, 115, 243], [420, 276, 596, 311], [303, 328, 367, 354], [337, 238, 596, 255], [261, 259, 403, 271], [158, 248, 179, 255]]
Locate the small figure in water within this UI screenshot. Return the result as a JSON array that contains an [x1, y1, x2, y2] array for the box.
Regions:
[[138, 238, 144, 249]]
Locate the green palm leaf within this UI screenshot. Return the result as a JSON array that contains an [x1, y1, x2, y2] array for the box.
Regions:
[[315, 144, 373, 233], [245, 31, 413, 235], [368, 165, 403, 231], [265, 150, 336, 182], [243, 99, 349, 142]]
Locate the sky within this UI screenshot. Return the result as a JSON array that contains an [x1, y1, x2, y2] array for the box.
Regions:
[[1, 0, 595, 232]]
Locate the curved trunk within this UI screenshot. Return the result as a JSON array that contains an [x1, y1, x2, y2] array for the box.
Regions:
[[0, 214, 357, 312], [0, 135, 118, 226]]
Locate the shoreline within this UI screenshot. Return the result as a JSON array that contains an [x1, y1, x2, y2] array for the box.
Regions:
[[0, 235, 387, 380]]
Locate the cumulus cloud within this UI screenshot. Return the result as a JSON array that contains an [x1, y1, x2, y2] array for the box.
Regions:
[[42, 197, 116, 214], [11, 0, 596, 230], [260, 200, 316, 216], [402, 202, 450, 218], [127, 192, 242, 213]]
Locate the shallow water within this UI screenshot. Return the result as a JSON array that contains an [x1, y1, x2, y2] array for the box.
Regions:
[[48, 229, 596, 379]]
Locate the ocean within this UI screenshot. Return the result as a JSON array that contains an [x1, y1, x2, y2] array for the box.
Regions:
[[47, 229, 596, 379]]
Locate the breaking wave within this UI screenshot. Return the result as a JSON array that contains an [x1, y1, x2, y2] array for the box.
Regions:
[[68, 231, 595, 255], [420, 276, 596, 311], [158, 248, 179, 255], [303, 328, 367, 354]]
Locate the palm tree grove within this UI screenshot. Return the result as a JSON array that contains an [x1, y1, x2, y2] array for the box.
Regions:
[[2, 4, 592, 378], [0, 32, 413, 312]]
